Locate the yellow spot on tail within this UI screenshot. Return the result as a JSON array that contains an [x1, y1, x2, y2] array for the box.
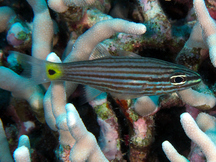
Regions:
[[46, 63, 63, 80]]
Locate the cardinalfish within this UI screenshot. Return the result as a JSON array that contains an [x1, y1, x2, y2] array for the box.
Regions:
[[6, 46, 201, 99]]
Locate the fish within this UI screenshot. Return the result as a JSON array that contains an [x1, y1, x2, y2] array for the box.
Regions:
[[6, 48, 201, 99]]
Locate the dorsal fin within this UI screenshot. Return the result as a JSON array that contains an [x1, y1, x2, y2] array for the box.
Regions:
[[89, 43, 141, 60], [89, 43, 111, 60], [116, 49, 141, 57]]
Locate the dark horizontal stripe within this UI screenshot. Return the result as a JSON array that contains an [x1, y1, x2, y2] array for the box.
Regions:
[[63, 61, 196, 75], [65, 71, 172, 78], [62, 74, 170, 87], [64, 71, 174, 77], [61, 74, 200, 95], [61, 56, 184, 69], [64, 68, 175, 75], [61, 78, 200, 97], [64, 69, 174, 78], [63, 71, 200, 90], [62, 75, 186, 91], [63, 56, 178, 66], [66, 63, 178, 69], [65, 78, 171, 88], [89, 81, 200, 96], [59, 56, 201, 98], [64, 66, 199, 79], [64, 73, 171, 83], [63, 63, 181, 71]]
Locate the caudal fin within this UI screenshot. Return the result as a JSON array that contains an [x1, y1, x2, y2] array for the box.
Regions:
[[7, 51, 51, 84]]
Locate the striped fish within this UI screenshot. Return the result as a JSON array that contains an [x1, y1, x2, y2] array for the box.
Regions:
[[7, 51, 201, 99]]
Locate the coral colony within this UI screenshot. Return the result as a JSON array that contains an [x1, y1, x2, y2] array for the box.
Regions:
[[1, 0, 216, 161]]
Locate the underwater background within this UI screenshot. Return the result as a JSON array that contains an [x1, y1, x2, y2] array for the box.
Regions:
[[0, 0, 216, 161]]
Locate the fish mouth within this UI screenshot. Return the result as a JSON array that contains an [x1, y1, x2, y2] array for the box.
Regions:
[[186, 72, 201, 86]]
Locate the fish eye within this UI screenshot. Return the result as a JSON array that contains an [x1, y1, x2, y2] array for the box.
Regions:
[[48, 69, 56, 75], [170, 74, 187, 85]]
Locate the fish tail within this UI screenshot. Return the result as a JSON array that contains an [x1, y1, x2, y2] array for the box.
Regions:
[[7, 51, 63, 84]]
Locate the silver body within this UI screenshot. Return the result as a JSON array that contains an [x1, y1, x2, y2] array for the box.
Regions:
[[60, 56, 201, 98]]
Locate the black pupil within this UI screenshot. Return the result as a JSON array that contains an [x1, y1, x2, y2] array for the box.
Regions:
[[48, 69, 56, 75], [175, 77, 183, 83]]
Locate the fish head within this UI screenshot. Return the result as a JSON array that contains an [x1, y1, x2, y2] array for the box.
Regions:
[[168, 68, 201, 91]]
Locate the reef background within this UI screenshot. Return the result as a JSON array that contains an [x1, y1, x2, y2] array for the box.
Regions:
[[0, 0, 216, 161]]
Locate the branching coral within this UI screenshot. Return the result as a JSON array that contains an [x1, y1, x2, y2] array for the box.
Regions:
[[66, 103, 109, 162], [134, 96, 159, 116], [89, 92, 123, 160], [48, 0, 96, 13], [0, 100, 108, 162], [13, 146, 31, 162], [193, 0, 216, 67], [0, 66, 44, 114], [0, 6, 31, 48], [37, 51, 110, 160], [0, 6, 16, 32], [1, 0, 216, 161], [0, 119, 31, 162], [13, 135, 31, 162], [63, 18, 146, 97], [177, 0, 216, 68], [162, 112, 216, 162], [177, 86, 216, 110], [27, 0, 54, 60], [43, 52, 75, 149], [0, 119, 13, 162]]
